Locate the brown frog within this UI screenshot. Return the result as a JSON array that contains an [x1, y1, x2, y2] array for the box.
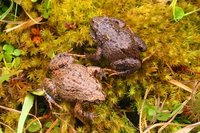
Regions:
[[89, 16, 147, 75], [43, 53, 105, 119]]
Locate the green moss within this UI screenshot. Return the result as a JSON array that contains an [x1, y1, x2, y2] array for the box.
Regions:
[[0, 0, 200, 132], [183, 92, 200, 122]]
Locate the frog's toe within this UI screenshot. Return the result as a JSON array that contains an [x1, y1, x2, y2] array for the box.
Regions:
[[45, 91, 63, 110], [74, 102, 98, 120], [111, 58, 142, 74], [84, 112, 99, 120], [109, 70, 133, 76], [98, 71, 107, 80]]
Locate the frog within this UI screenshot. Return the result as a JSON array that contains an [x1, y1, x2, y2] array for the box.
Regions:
[[89, 16, 147, 75], [43, 53, 106, 119]]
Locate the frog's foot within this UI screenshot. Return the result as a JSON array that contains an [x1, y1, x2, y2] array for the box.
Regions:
[[87, 66, 114, 80], [110, 58, 141, 76], [103, 68, 118, 73], [85, 47, 102, 61], [87, 66, 106, 80], [74, 102, 97, 120], [109, 69, 134, 77], [101, 68, 126, 77], [44, 91, 63, 110]]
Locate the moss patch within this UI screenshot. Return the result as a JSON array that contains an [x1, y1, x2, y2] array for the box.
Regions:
[[0, 0, 199, 132]]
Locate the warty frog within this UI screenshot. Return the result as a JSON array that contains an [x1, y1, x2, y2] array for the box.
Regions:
[[89, 16, 147, 75], [43, 53, 106, 119]]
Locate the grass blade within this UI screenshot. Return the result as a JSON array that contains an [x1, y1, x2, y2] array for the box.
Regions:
[[17, 93, 34, 133], [0, 0, 14, 20]]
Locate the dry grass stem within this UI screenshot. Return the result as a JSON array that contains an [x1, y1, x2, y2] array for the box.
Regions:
[[4, 17, 43, 32], [168, 79, 192, 93], [0, 105, 42, 132], [139, 88, 151, 133], [0, 121, 15, 133]]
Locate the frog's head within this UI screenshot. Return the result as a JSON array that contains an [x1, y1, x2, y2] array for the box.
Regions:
[[90, 90, 106, 104], [90, 16, 112, 41], [85, 82, 106, 103], [91, 17, 104, 29], [91, 17, 104, 39], [91, 16, 113, 32], [48, 53, 74, 70], [91, 16, 125, 30]]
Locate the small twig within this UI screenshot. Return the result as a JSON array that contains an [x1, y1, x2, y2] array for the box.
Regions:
[[158, 96, 167, 115], [158, 97, 191, 132], [0, 20, 24, 24], [0, 105, 42, 132], [102, 81, 113, 89], [192, 80, 200, 96], [64, 53, 86, 58], [24, 115, 49, 133], [149, 80, 200, 132], [144, 123, 188, 133], [150, 96, 167, 125], [103, 68, 118, 77], [168, 79, 193, 93], [139, 88, 151, 133], [0, 121, 15, 133], [144, 116, 149, 133], [4, 17, 43, 32], [165, 63, 175, 75], [24, 8, 40, 24], [144, 81, 199, 132], [108, 71, 125, 77], [54, 113, 77, 133], [142, 52, 155, 63], [175, 121, 200, 133], [45, 119, 59, 133]]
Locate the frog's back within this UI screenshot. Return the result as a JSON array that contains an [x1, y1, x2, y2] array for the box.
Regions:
[[52, 64, 104, 102], [100, 26, 139, 61]]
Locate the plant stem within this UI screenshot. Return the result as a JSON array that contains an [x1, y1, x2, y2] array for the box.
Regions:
[[14, 3, 18, 21], [184, 8, 200, 16]]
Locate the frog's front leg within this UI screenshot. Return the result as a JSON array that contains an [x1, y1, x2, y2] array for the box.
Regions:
[[74, 101, 96, 120], [43, 78, 62, 110], [87, 66, 102, 75], [86, 47, 102, 61], [87, 66, 108, 80]]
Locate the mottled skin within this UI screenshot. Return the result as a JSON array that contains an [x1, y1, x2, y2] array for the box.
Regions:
[[43, 53, 105, 118], [90, 16, 147, 75]]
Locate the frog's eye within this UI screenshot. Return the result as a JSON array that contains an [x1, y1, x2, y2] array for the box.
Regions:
[[48, 53, 74, 70], [91, 18, 97, 23]]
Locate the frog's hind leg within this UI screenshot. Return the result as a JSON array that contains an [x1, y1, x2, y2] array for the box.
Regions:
[[44, 91, 63, 110], [86, 47, 102, 61], [43, 78, 63, 110], [109, 69, 134, 76], [110, 58, 141, 76], [74, 101, 96, 120]]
